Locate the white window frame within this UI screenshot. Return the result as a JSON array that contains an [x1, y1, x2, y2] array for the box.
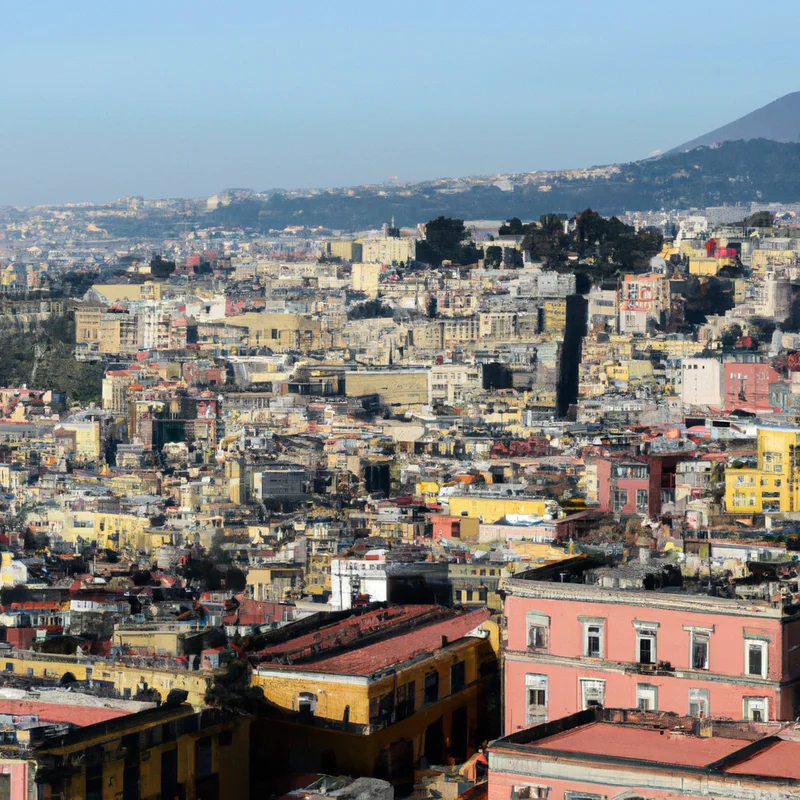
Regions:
[[581, 618, 605, 659], [525, 673, 548, 726], [689, 630, 710, 670], [636, 628, 657, 665], [636, 683, 658, 711], [526, 611, 550, 651], [743, 696, 768, 722], [579, 678, 605, 710], [745, 639, 768, 679], [689, 687, 710, 718], [633, 620, 659, 666]]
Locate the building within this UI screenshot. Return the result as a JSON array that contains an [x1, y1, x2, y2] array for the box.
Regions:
[[587, 284, 619, 333], [345, 370, 431, 411], [503, 556, 800, 734], [723, 362, 780, 413], [251, 604, 498, 784], [34, 703, 250, 800], [74, 308, 139, 356], [681, 358, 723, 408], [725, 425, 800, 513], [352, 263, 382, 296], [359, 235, 417, 265], [489, 707, 800, 800], [618, 273, 670, 334]]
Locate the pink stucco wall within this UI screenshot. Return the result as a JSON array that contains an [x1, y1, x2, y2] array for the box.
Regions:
[[490, 766, 696, 800], [504, 593, 797, 733]]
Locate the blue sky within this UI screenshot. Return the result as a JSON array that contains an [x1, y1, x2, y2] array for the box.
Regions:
[[2, 0, 798, 205]]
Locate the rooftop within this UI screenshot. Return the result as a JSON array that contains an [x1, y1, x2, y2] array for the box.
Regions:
[[255, 604, 491, 677], [491, 709, 800, 784]]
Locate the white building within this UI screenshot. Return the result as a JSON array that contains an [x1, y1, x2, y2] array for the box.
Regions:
[[330, 553, 388, 610], [680, 357, 722, 408]]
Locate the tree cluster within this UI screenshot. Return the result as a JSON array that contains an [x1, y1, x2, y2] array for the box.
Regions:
[[347, 299, 394, 320], [416, 217, 481, 266]]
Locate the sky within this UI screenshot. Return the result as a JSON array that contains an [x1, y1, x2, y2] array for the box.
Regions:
[[2, 0, 799, 206]]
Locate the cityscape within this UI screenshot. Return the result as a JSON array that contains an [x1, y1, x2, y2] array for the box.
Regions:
[[6, 3, 800, 800]]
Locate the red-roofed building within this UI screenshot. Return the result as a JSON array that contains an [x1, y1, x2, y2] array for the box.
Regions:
[[489, 708, 800, 800], [251, 604, 499, 785]]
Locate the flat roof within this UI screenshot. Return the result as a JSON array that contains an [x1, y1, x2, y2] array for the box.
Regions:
[[536, 722, 744, 767], [723, 739, 800, 780]]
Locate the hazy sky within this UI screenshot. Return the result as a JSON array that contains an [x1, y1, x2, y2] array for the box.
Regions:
[[2, 0, 799, 205]]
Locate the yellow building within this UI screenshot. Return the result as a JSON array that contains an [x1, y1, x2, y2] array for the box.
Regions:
[[74, 308, 140, 355], [34, 703, 249, 800], [446, 494, 550, 523], [251, 606, 497, 782], [725, 426, 800, 513], [345, 369, 431, 411], [246, 565, 304, 601], [56, 421, 101, 462], [543, 299, 567, 333], [323, 238, 363, 261], [88, 281, 162, 302], [751, 248, 800, 274], [352, 262, 382, 296]]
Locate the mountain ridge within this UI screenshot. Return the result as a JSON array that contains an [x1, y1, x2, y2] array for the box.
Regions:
[[669, 91, 800, 153], [203, 138, 800, 232]]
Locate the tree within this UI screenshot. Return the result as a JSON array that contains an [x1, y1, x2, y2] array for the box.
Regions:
[[149, 255, 176, 280], [417, 217, 479, 266], [498, 217, 524, 235], [347, 299, 394, 320], [484, 245, 503, 268]]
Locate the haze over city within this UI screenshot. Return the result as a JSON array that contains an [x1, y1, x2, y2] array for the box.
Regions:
[[5, 3, 800, 800], [3, 0, 800, 205]]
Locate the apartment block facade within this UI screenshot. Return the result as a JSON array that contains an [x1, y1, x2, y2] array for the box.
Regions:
[[503, 559, 800, 734]]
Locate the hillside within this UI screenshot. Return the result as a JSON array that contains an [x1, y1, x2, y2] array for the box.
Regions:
[[669, 92, 800, 153], [205, 139, 800, 231]]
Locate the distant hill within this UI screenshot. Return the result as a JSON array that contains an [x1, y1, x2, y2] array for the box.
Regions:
[[203, 139, 800, 232], [669, 92, 800, 153]]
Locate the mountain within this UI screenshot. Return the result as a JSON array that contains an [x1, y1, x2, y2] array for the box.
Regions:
[[200, 139, 800, 232], [669, 92, 800, 153]]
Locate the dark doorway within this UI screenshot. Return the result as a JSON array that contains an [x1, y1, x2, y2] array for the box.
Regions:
[[424, 716, 445, 765], [161, 748, 178, 798], [451, 706, 468, 762]]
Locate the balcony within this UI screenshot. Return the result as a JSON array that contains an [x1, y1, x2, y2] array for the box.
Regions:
[[626, 660, 674, 677]]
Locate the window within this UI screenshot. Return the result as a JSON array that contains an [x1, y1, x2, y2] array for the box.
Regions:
[[636, 683, 658, 711], [746, 640, 768, 678], [395, 681, 415, 721], [195, 736, 213, 778], [424, 671, 440, 704], [613, 489, 628, 512], [369, 691, 393, 723], [298, 691, 316, 717], [691, 632, 710, 670], [564, 794, 603, 800], [744, 696, 768, 722], [582, 619, 604, 658], [526, 611, 550, 651], [637, 628, 657, 665], [636, 489, 649, 514], [689, 688, 709, 717], [526, 674, 548, 725], [451, 661, 466, 693], [511, 785, 549, 800], [580, 678, 605, 710]]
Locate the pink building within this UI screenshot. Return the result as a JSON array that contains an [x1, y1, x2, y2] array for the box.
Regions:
[[593, 454, 680, 517], [503, 557, 800, 733], [489, 708, 800, 800], [723, 362, 780, 412]]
